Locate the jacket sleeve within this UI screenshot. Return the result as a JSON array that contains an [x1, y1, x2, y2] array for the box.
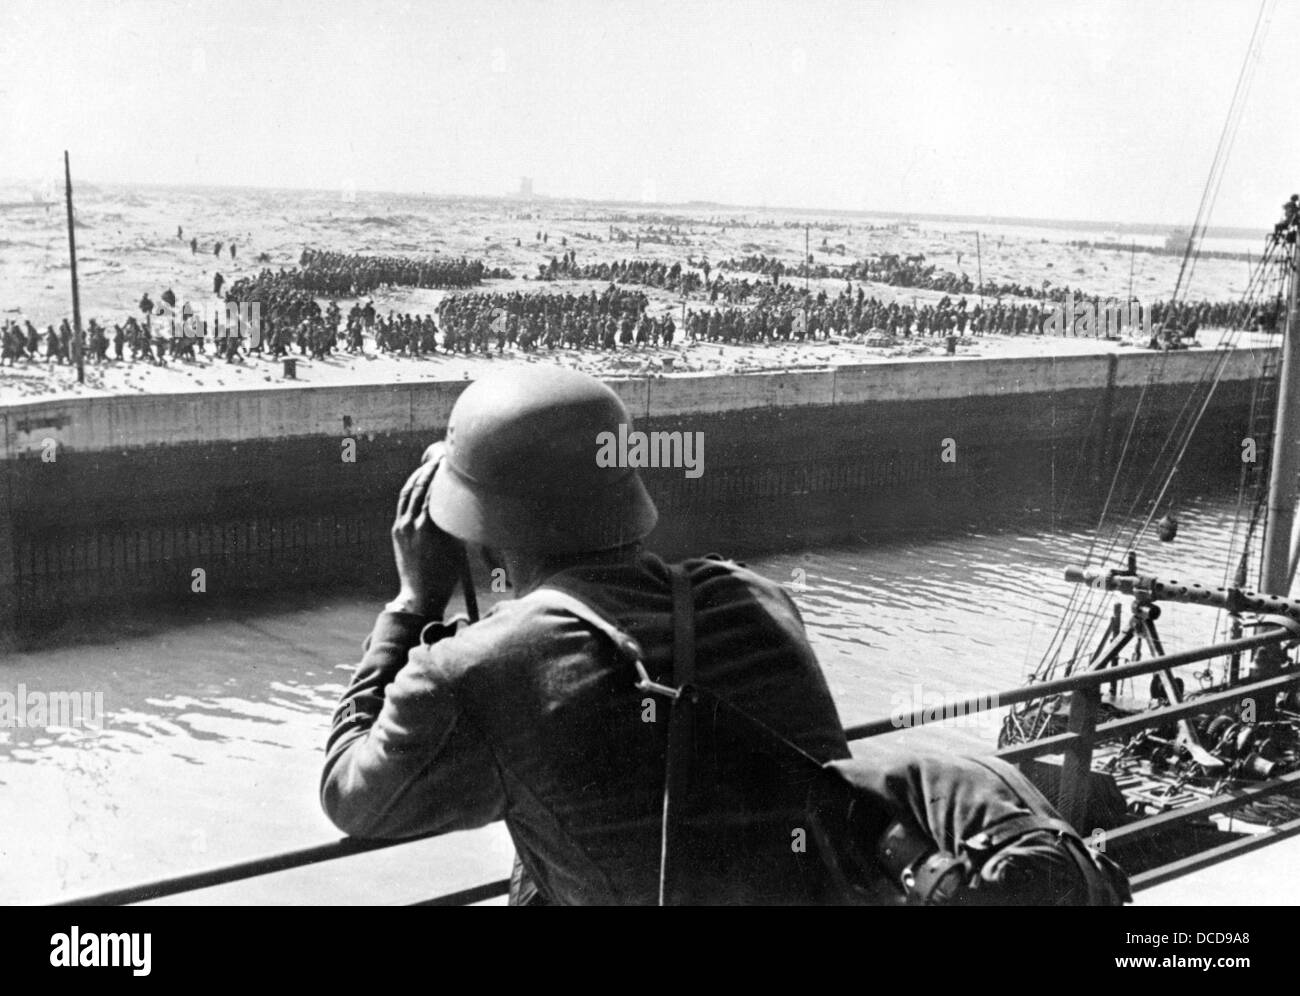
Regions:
[[319, 610, 506, 839]]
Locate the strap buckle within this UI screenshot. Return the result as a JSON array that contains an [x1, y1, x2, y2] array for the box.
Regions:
[[904, 851, 970, 905], [634, 658, 680, 700]]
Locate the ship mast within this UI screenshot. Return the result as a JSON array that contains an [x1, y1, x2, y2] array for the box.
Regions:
[[1260, 233, 1300, 596]]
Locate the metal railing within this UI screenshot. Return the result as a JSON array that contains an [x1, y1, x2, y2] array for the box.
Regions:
[[56, 622, 1300, 906]]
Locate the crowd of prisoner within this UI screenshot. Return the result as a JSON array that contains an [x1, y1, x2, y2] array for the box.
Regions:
[[295, 249, 510, 296], [535, 253, 706, 294], [720, 252, 1056, 299], [1, 243, 1260, 368]]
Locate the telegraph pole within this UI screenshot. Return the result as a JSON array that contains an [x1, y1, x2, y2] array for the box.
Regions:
[[1128, 241, 1136, 304], [64, 151, 84, 384]]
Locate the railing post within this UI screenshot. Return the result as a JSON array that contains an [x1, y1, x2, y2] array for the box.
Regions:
[[1059, 685, 1100, 830], [1108, 602, 1122, 699]]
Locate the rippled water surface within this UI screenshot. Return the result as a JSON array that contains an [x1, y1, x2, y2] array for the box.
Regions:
[[2, 483, 1272, 902]]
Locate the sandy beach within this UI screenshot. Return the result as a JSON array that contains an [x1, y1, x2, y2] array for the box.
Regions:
[[0, 180, 1272, 404]]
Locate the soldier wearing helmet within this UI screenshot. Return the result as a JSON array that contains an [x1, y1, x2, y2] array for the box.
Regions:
[[320, 365, 849, 904]]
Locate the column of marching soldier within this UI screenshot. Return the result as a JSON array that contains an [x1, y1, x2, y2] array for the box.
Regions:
[[2, 246, 1253, 368]]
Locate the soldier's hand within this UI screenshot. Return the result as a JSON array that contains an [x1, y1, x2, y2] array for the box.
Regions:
[[389, 443, 462, 617]]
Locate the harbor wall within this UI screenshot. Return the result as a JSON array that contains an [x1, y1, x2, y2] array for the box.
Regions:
[[0, 348, 1273, 644]]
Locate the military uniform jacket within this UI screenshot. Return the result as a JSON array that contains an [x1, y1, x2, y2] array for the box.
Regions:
[[321, 552, 849, 905]]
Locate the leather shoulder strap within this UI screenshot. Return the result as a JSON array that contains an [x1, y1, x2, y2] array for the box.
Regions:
[[962, 813, 1077, 855], [532, 563, 695, 687], [659, 563, 696, 905], [669, 564, 696, 687]]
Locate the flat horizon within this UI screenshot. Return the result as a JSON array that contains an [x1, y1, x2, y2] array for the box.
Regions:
[[5, 1, 1297, 234], [0, 174, 1273, 241]]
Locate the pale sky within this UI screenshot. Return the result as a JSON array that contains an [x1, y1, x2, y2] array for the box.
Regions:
[[1, 0, 1297, 227]]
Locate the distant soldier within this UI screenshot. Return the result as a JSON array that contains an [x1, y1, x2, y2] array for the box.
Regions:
[[190, 237, 198, 255], [230, 243, 237, 260], [137, 319, 156, 363], [88, 320, 109, 363], [214, 272, 225, 296], [223, 326, 244, 363], [214, 241, 223, 257], [177, 225, 184, 240], [0, 323, 22, 366]]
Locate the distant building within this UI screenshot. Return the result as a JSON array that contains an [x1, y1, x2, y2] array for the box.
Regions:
[[519, 177, 534, 198], [1164, 228, 1192, 253]]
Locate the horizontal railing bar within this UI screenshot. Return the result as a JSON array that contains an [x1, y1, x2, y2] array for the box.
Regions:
[[1131, 816, 1300, 892], [844, 628, 1292, 740], [52, 628, 1299, 907], [411, 879, 511, 906], [994, 730, 1080, 764], [1096, 673, 1298, 740], [58, 764, 1300, 907], [1106, 769, 1300, 848], [993, 672, 1300, 764], [53, 832, 440, 907]]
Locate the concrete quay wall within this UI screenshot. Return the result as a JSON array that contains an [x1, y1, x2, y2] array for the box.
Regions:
[[0, 348, 1273, 643], [2, 349, 1267, 456]]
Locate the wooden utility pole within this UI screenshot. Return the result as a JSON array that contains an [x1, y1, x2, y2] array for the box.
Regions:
[[1128, 241, 1136, 304], [64, 151, 84, 384]]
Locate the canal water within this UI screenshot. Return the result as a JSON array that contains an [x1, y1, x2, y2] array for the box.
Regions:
[[1, 479, 1268, 903]]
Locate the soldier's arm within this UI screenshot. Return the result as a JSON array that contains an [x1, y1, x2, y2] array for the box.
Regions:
[[320, 611, 504, 839]]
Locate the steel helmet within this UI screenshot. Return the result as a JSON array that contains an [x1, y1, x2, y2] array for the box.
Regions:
[[427, 366, 658, 552]]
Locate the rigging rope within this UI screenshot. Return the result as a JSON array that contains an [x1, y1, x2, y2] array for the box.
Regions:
[[1032, 242, 1280, 684], [1030, 197, 1280, 681], [1033, 244, 1279, 682]]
